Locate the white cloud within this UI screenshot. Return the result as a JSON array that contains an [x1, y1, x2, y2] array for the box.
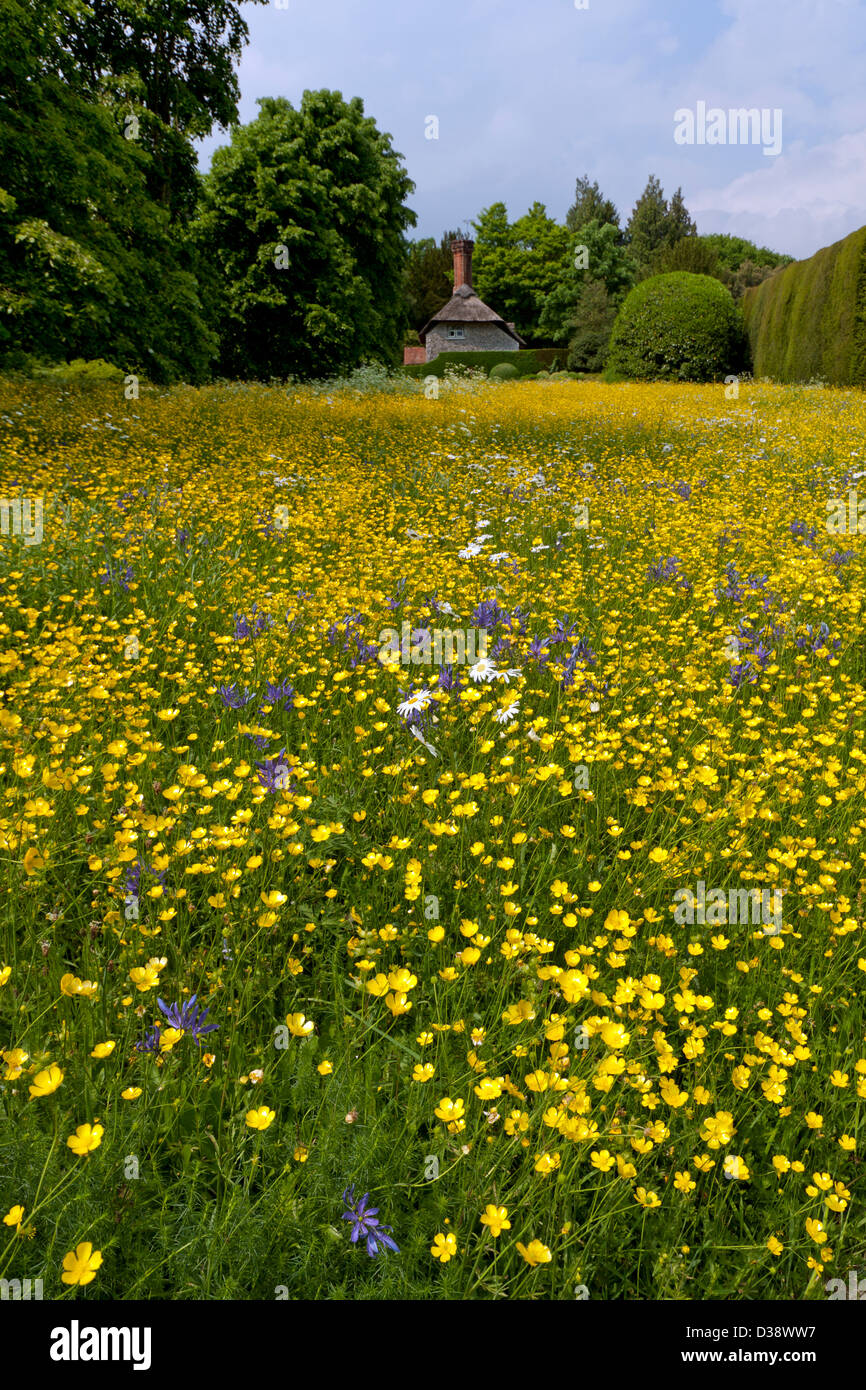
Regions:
[[690, 129, 866, 257], [194, 0, 866, 262]]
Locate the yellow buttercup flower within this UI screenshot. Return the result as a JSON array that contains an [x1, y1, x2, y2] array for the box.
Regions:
[[285, 1012, 315, 1037], [22, 847, 45, 875], [67, 1123, 104, 1156], [479, 1204, 510, 1237], [61, 1242, 103, 1286], [245, 1106, 275, 1130], [29, 1064, 64, 1098], [516, 1239, 552, 1268], [434, 1096, 465, 1123], [431, 1232, 457, 1263]]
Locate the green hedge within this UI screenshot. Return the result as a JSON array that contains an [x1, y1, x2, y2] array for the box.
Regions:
[[741, 225, 866, 386], [399, 348, 563, 379], [607, 273, 744, 382]]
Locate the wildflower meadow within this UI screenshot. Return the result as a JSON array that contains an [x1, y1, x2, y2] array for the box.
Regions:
[[1, 372, 865, 1302]]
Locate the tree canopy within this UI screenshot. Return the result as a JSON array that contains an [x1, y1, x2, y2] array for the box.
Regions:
[[472, 201, 570, 341], [196, 92, 416, 379]]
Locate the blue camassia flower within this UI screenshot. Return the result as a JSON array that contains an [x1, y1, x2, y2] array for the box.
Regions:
[[218, 682, 257, 709], [255, 748, 295, 793], [156, 994, 218, 1043], [340, 1185, 400, 1258], [261, 679, 296, 709]]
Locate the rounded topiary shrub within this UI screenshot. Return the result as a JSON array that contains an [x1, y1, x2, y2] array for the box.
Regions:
[[607, 272, 745, 382], [489, 361, 519, 380]]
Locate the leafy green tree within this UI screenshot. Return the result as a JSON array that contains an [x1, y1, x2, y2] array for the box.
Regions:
[[404, 229, 460, 330], [56, 0, 268, 216], [195, 92, 415, 379], [0, 0, 215, 379], [648, 237, 786, 302], [665, 187, 697, 244], [472, 201, 570, 341], [652, 236, 722, 278], [699, 233, 793, 272], [723, 258, 785, 301], [566, 175, 619, 234], [566, 280, 617, 373], [626, 177, 697, 277], [625, 175, 669, 271], [539, 220, 634, 343]]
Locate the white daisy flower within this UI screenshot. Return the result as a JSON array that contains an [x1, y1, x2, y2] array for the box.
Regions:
[[396, 690, 433, 718], [494, 700, 520, 725], [459, 542, 483, 559], [468, 657, 499, 684], [410, 725, 439, 757], [493, 667, 522, 684], [489, 552, 511, 564]]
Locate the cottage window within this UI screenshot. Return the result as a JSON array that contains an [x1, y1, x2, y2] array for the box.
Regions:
[[446, 326, 465, 340]]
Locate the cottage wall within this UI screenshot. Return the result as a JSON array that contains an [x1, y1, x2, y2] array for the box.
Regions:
[[425, 322, 519, 362]]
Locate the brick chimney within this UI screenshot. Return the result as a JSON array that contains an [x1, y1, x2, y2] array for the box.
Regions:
[[451, 237, 474, 291]]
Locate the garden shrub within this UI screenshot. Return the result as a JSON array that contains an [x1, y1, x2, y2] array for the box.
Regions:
[[607, 272, 745, 382], [741, 225, 866, 387]]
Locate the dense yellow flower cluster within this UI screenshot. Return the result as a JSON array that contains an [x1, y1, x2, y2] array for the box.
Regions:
[[1, 375, 864, 1296]]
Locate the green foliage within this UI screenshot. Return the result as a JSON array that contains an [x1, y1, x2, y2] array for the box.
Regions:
[[539, 221, 635, 345], [720, 260, 784, 303], [401, 349, 553, 379], [666, 188, 697, 244], [651, 237, 724, 279], [607, 272, 745, 382], [566, 280, 617, 373], [624, 176, 670, 271], [625, 177, 696, 277], [489, 361, 518, 379], [651, 235, 790, 303], [700, 233, 794, 273], [565, 175, 619, 233], [0, 13, 216, 382], [471, 202, 571, 342], [741, 225, 866, 387], [685, 235, 793, 304], [0, 0, 225, 380], [56, 0, 268, 216], [29, 357, 127, 383], [195, 92, 415, 380]]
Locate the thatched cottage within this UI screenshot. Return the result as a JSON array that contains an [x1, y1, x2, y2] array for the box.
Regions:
[[410, 238, 525, 364]]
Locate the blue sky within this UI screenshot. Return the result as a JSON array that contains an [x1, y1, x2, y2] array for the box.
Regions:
[[195, 0, 866, 261]]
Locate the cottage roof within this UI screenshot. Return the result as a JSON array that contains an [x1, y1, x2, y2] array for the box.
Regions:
[[418, 286, 526, 345]]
